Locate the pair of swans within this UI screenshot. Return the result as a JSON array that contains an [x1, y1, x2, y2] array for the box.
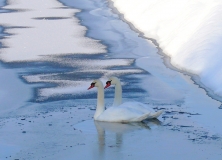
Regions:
[[88, 77, 163, 122]]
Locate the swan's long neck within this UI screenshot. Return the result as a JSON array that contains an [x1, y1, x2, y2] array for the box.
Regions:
[[113, 80, 122, 106], [94, 82, 105, 119]]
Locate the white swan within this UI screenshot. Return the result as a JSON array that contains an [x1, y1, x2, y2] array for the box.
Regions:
[[104, 77, 163, 119], [88, 79, 152, 122]]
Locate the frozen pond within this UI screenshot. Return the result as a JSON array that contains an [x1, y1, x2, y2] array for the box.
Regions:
[[0, 0, 222, 159]]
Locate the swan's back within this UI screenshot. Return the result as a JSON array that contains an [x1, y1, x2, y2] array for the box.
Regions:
[[120, 101, 155, 112], [121, 102, 163, 119]]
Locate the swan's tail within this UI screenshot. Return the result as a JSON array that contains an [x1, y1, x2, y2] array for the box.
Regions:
[[132, 112, 151, 122], [148, 110, 164, 119]]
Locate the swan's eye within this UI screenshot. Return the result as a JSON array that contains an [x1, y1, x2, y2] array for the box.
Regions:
[[88, 82, 96, 90], [106, 81, 111, 85], [104, 81, 112, 89], [91, 82, 96, 87]]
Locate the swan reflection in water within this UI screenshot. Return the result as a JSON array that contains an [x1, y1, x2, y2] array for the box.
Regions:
[[93, 119, 161, 157]]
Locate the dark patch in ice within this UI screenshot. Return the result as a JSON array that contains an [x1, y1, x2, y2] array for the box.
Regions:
[[5, 26, 31, 29], [165, 111, 178, 115], [180, 125, 193, 128], [108, 145, 117, 148], [153, 107, 166, 110], [178, 111, 185, 114], [180, 111, 193, 115], [163, 110, 201, 117], [170, 127, 180, 131], [162, 123, 172, 126], [33, 17, 70, 20], [187, 112, 201, 115], [162, 116, 169, 119], [78, 143, 85, 145], [188, 134, 221, 142], [7, 61, 74, 73]]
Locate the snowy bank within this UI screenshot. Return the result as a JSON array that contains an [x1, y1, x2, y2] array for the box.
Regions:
[[111, 0, 222, 97]]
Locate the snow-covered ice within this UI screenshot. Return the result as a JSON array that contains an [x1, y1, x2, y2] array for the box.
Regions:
[[0, 0, 106, 62]]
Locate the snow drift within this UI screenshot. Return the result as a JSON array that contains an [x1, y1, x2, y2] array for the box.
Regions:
[[111, 0, 222, 97]]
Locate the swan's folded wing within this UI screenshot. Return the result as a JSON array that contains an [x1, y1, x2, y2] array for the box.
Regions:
[[96, 107, 147, 122], [119, 102, 155, 113], [147, 110, 163, 119]]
